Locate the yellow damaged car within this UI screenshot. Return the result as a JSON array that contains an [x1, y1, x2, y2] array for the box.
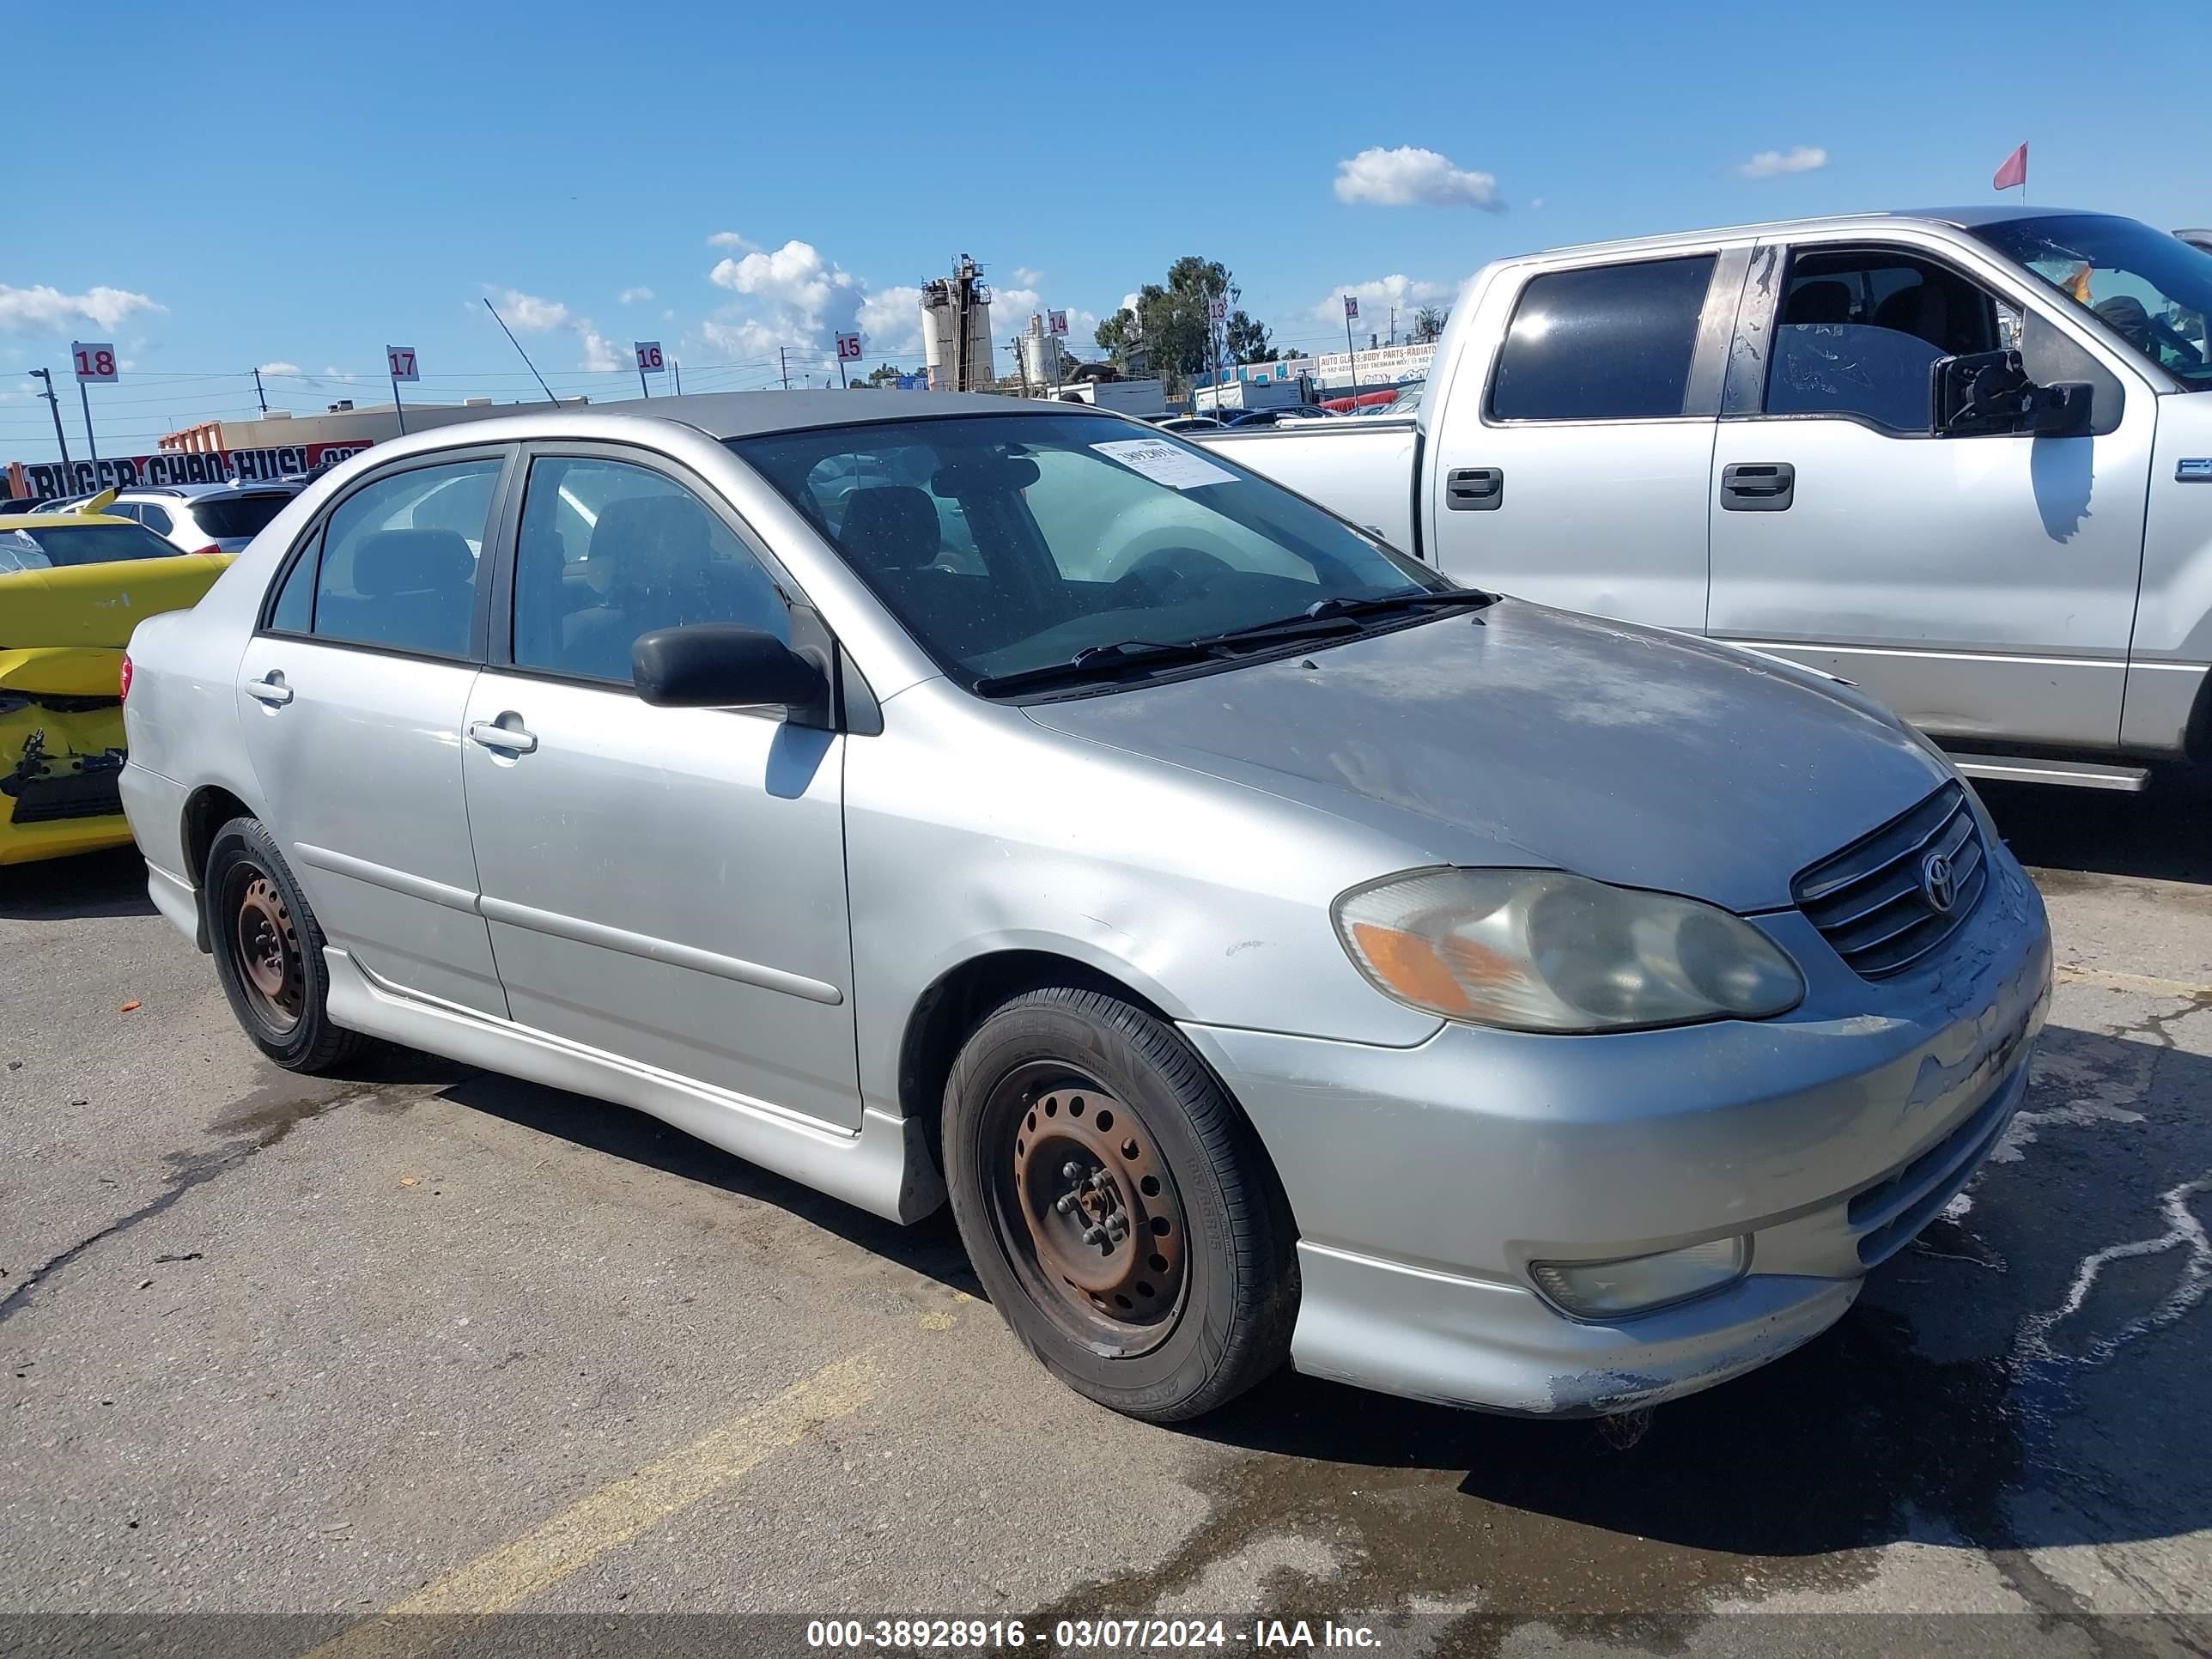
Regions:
[[1, 501, 232, 866]]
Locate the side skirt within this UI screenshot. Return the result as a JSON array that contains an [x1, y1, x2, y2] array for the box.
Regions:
[[323, 947, 945, 1224]]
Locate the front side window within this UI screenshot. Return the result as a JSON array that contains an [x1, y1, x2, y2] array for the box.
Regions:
[[1489, 255, 1717, 421], [1972, 213, 2212, 388], [512, 457, 789, 685], [310, 459, 501, 657], [1765, 248, 2006, 431], [732, 413, 1451, 688]]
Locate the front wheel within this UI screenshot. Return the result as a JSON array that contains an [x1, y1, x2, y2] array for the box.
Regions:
[[204, 817, 370, 1073], [942, 988, 1297, 1422]]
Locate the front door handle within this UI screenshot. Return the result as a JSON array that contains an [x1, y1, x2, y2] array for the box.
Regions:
[[467, 719, 538, 755], [244, 672, 294, 707], [1720, 462, 1796, 511], [1445, 466, 1504, 511]]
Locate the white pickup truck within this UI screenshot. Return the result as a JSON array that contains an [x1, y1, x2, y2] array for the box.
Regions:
[[1202, 207, 2212, 791]]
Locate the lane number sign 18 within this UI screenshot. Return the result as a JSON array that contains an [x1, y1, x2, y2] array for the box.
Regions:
[[386, 346, 420, 383], [835, 332, 863, 362], [72, 342, 119, 383], [635, 341, 665, 373]]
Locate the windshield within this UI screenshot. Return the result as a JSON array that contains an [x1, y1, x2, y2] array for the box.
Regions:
[[189, 491, 293, 540], [0, 521, 183, 572], [731, 412, 1453, 690], [1972, 213, 2212, 388]]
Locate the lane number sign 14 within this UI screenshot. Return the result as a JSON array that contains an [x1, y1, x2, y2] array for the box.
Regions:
[[635, 342, 665, 373], [386, 346, 420, 383], [72, 343, 119, 383]]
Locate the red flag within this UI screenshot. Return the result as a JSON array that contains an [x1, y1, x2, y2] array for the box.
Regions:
[[1992, 143, 2027, 191]]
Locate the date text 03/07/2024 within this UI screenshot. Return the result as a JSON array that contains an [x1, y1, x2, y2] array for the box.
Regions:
[[804, 1618, 1384, 1650]]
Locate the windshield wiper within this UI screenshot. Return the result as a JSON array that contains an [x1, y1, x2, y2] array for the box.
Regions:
[[1299, 586, 1498, 622], [971, 637, 1237, 697]]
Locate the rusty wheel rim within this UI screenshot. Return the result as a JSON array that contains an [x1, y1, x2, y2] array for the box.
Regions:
[[228, 870, 302, 1034], [991, 1069, 1188, 1352]]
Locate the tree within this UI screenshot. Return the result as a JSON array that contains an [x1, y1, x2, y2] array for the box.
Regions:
[[1094, 256, 1270, 392], [1412, 305, 1449, 343]]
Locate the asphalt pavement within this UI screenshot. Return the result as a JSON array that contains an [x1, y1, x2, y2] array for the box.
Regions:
[[2, 777, 2207, 1659]]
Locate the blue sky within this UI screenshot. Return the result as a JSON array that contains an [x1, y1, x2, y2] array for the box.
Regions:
[[5, 0, 2203, 460]]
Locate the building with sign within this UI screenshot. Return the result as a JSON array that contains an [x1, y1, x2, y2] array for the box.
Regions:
[[160, 395, 593, 457]]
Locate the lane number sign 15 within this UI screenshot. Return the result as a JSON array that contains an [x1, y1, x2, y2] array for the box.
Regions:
[[836, 332, 863, 362], [72, 343, 119, 383], [386, 346, 420, 383], [635, 342, 665, 373]]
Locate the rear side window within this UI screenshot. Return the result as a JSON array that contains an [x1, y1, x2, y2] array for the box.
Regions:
[[136, 503, 175, 535], [189, 492, 291, 541], [307, 459, 501, 657], [1489, 255, 1717, 421]]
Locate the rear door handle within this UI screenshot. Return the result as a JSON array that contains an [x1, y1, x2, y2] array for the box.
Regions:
[[467, 720, 538, 755], [1445, 466, 1504, 511], [1720, 462, 1795, 511], [244, 672, 294, 707]]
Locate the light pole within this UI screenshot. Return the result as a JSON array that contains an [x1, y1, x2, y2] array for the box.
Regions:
[[28, 368, 69, 466]]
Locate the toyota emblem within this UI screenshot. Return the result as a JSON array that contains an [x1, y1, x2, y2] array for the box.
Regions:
[[1921, 851, 1958, 914]]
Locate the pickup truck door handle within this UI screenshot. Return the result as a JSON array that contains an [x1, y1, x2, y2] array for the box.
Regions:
[[1720, 462, 1796, 511], [467, 719, 538, 756], [244, 672, 294, 707], [1445, 466, 1504, 511]]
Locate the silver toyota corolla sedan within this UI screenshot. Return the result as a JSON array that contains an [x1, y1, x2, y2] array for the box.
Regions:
[[118, 392, 2051, 1423]]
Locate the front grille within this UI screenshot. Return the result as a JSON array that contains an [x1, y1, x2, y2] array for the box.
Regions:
[[1794, 782, 1987, 978], [1848, 1064, 2026, 1266], [3, 770, 125, 824]]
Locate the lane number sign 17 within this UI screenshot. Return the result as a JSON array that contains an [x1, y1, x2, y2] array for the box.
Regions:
[[386, 346, 420, 383], [635, 341, 665, 373], [72, 342, 119, 383]]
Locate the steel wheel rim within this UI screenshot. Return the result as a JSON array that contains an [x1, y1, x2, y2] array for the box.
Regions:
[[984, 1062, 1190, 1355], [228, 867, 302, 1035]]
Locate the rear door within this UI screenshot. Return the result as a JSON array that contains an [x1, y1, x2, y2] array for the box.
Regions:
[[1706, 233, 2154, 748], [234, 448, 513, 1016], [1424, 246, 1746, 630]]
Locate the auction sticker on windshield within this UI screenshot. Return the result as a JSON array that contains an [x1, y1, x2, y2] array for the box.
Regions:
[[1091, 439, 1236, 490]]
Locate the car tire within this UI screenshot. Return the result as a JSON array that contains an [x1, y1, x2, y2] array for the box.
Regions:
[[204, 817, 371, 1074], [943, 987, 1297, 1422]]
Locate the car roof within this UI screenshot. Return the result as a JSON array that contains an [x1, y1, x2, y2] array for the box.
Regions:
[[114, 480, 300, 500], [1522, 204, 2111, 264], [664, 390, 1120, 441]]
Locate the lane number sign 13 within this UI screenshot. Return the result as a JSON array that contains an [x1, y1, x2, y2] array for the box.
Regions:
[[635, 342, 665, 373], [386, 346, 420, 383], [72, 343, 119, 383]]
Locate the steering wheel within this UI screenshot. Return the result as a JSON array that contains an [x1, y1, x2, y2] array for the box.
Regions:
[[1110, 545, 1239, 605], [2147, 313, 2206, 370]]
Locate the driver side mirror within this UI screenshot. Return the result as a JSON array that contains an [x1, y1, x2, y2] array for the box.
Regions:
[[632, 623, 828, 714], [1932, 349, 2094, 438]]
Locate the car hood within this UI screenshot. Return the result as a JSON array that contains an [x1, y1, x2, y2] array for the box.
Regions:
[[1021, 599, 1953, 913]]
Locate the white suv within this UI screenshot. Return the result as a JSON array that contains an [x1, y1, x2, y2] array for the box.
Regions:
[[106, 481, 301, 555]]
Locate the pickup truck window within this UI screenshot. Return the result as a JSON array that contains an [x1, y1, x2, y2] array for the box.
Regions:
[[1765, 249, 2003, 431], [1972, 213, 2212, 389], [1490, 255, 1716, 422]]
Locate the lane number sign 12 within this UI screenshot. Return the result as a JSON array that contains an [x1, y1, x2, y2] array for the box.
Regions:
[[386, 346, 420, 383], [72, 343, 119, 383], [635, 341, 665, 373]]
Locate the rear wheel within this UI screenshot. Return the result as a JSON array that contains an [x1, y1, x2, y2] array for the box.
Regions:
[[204, 817, 370, 1073], [943, 988, 1297, 1422]]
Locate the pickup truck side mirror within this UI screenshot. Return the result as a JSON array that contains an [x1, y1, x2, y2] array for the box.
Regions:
[[1931, 349, 2095, 439], [632, 623, 828, 714]]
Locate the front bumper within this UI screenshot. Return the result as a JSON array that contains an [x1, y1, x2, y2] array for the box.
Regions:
[[1181, 845, 2051, 1415]]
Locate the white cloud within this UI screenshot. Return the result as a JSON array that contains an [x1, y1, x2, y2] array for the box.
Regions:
[[1735, 145, 1827, 179], [702, 237, 870, 369], [576, 324, 622, 373], [707, 230, 752, 249], [1333, 146, 1504, 210], [258, 360, 301, 376], [857, 284, 924, 358], [0, 283, 165, 334], [618, 286, 655, 305], [1013, 266, 1043, 287], [493, 288, 571, 331], [1311, 274, 1454, 330], [1115, 292, 1141, 319]]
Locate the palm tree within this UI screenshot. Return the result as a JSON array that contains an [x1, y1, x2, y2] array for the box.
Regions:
[[1412, 306, 1449, 343]]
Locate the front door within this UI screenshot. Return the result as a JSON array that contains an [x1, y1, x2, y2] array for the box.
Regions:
[[235, 451, 511, 1016], [461, 448, 861, 1129], [1425, 250, 1738, 631], [1707, 237, 2154, 749]]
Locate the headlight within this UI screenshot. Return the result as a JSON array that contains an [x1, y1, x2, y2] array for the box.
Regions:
[[1333, 867, 1804, 1033], [1530, 1237, 1750, 1319]]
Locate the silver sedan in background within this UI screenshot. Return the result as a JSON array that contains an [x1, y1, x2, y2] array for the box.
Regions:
[[118, 393, 2051, 1423]]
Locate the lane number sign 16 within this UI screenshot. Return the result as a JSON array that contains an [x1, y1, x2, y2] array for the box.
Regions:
[[635, 342, 665, 373], [386, 346, 420, 383], [72, 342, 119, 383]]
